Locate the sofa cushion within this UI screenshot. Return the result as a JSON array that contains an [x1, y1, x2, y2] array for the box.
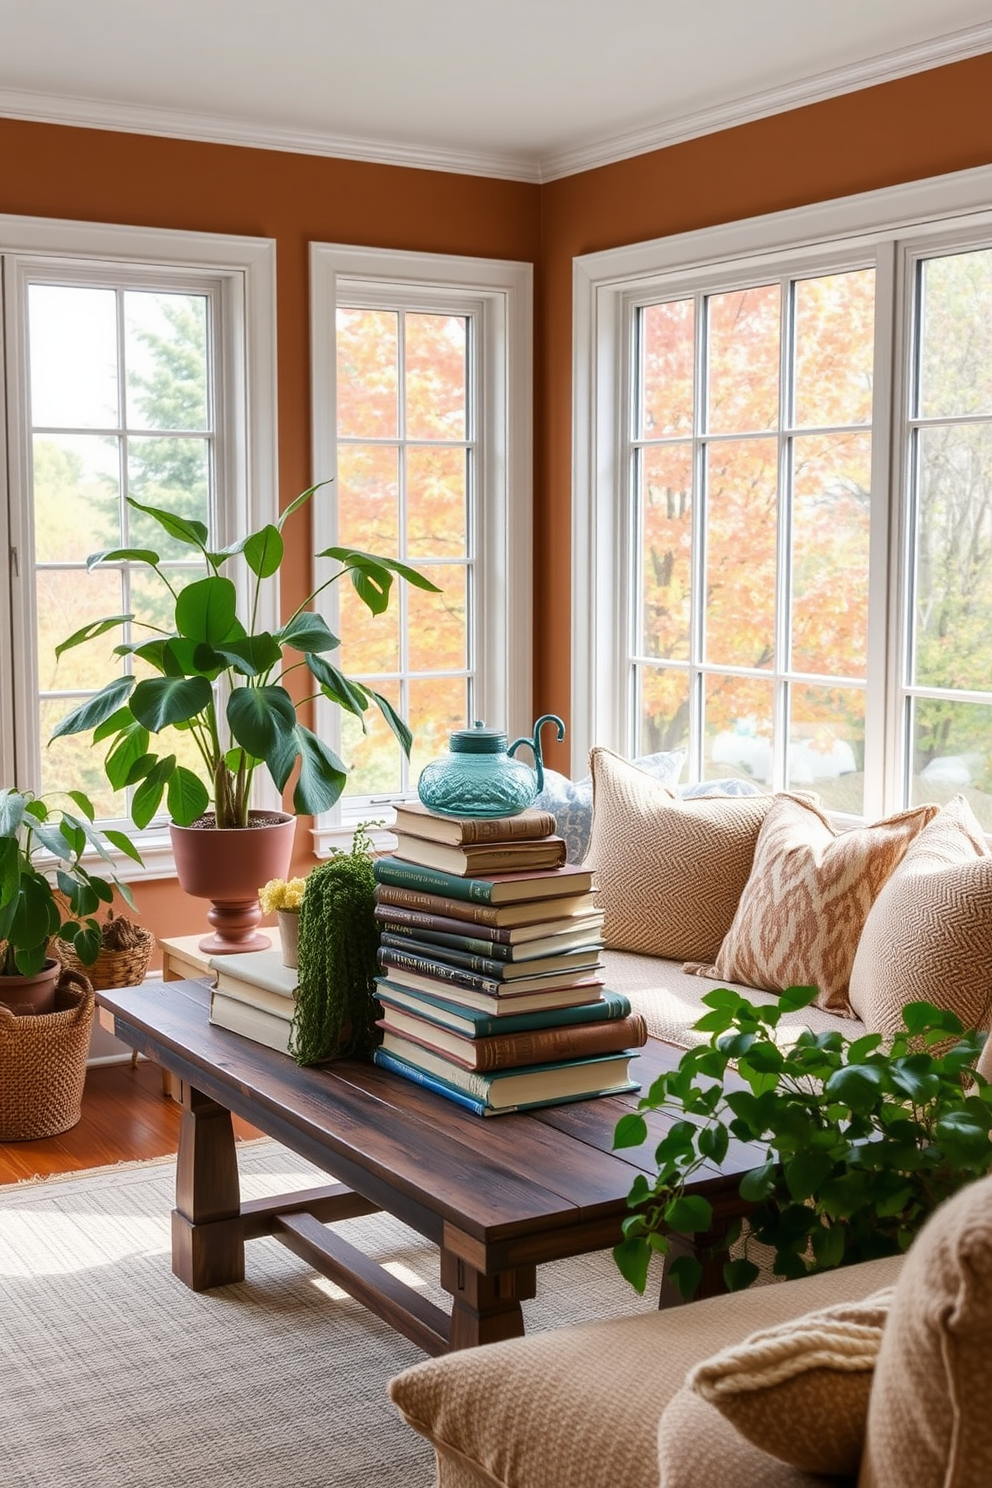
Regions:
[[859, 1172, 992, 1488], [848, 795, 992, 1041], [686, 1290, 892, 1475], [658, 1385, 852, 1488], [701, 795, 935, 1014], [388, 1256, 903, 1488], [585, 748, 777, 962], [533, 749, 686, 864]]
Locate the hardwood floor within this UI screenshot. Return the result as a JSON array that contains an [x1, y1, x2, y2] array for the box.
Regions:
[[0, 1059, 261, 1185]]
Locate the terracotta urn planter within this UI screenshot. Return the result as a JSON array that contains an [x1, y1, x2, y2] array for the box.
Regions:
[[170, 812, 296, 955], [0, 958, 61, 1017]]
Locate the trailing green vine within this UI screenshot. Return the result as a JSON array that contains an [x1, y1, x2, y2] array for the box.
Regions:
[[291, 826, 381, 1065]]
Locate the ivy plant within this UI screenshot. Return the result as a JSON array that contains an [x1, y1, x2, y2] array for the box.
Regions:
[[613, 985, 992, 1300]]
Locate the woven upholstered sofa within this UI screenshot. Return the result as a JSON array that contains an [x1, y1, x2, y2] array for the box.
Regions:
[[388, 750, 992, 1487], [389, 1173, 992, 1487]]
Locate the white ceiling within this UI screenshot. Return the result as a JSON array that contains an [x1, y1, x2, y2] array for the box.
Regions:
[[2, 0, 991, 181]]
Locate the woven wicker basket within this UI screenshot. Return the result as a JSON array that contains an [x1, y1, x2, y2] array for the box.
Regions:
[[54, 914, 154, 991], [0, 969, 95, 1141]]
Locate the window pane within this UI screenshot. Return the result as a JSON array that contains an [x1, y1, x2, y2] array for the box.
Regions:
[[33, 434, 120, 563], [409, 563, 467, 673], [788, 684, 864, 814], [336, 308, 398, 439], [409, 676, 468, 782], [40, 567, 122, 693], [635, 666, 689, 755], [337, 443, 399, 552], [339, 581, 399, 676], [640, 443, 692, 660], [407, 446, 467, 557], [124, 291, 209, 431], [640, 299, 694, 437], [129, 568, 205, 677], [127, 436, 211, 559], [341, 683, 402, 797], [405, 313, 467, 441], [707, 286, 780, 435], [918, 250, 992, 419], [913, 423, 992, 692], [911, 697, 992, 829], [704, 437, 777, 668], [791, 432, 871, 676], [794, 270, 875, 428], [28, 284, 118, 430], [704, 675, 775, 784]]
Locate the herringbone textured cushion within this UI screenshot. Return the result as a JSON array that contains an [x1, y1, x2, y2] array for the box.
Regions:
[[848, 795, 992, 1040], [686, 1290, 893, 1476], [702, 795, 935, 1013], [858, 1173, 992, 1488], [585, 748, 776, 961]]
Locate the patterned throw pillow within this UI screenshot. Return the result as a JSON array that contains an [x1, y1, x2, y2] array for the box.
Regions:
[[848, 795, 992, 1040], [860, 1174, 992, 1488], [686, 1289, 893, 1476], [702, 794, 936, 1013], [585, 748, 777, 961], [533, 748, 685, 864]]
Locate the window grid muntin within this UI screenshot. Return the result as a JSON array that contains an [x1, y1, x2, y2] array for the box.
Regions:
[[629, 266, 873, 795]]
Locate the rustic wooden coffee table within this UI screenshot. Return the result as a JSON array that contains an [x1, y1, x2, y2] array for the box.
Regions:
[[97, 977, 755, 1353]]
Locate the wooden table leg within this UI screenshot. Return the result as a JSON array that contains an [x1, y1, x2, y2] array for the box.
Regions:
[[440, 1251, 536, 1350], [171, 1083, 245, 1291]]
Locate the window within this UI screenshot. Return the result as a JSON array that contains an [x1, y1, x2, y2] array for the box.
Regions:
[[0, 218, 277, 876], [573, 166, 992, 831], [310, 245, 532, 853]]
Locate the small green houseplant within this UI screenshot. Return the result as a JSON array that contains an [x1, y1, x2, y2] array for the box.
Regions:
[[0, 786, 140, 983], [613, 985, 992, 1300], [51, 484, 438, 830]]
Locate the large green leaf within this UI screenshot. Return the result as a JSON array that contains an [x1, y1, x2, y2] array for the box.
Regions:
[[292, 727, 348, 815], [130, 676, 212, 731], [242, 525, 283, 578], [175, 576, 238, 645], [0, 790, 26, 839], [54, 615, 131, 659], [0, 836, 19, 905], [321, 546, 442, 592], [210, 633, 282, 676], [307, 654, 369, 720], [167, 767, 210, 826], [131, 758, 175, 829], [86, 547, 160, 569], [280, 612, 340, 654], [226, 686, 298, 786], [612, 1236, 652, 1294], [368, 688, 414, 757], [50, 675, 137, 739], [105, 727, 153, 790], [127, 496, 208, 550]]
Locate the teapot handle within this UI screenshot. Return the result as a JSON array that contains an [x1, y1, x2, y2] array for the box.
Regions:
[[507, 713, 566, 795]]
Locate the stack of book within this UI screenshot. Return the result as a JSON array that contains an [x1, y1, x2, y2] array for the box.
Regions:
[[207, 950, 298, 1054], [371, 800, 647, 1115]]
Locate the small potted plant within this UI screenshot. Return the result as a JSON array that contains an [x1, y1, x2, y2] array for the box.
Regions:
[[51, 482, 438, 952], [613, 985, 992, 1299], [258, 875, 308, 968], [0, 786, 141, 1015]]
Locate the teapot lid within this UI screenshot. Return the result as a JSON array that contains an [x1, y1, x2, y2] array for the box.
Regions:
[[449, 721, 508, 754]]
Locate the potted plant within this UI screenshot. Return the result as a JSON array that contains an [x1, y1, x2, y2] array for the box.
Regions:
[[612, 985, 992, 1300], [51, 483, 437, 951], [0, 786, 141, 1015]]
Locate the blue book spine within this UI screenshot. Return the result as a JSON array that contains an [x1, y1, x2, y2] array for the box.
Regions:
[[372, 1047, 489, 1115], [378, 923, 514, 961], [374, 978, 631, 1036]]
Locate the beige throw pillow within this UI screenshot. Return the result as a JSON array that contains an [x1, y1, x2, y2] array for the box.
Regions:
[[859, 1173, 992, 1488], [702, 795, 936, 1013], [586, 748, 775, 962], [848, 795, 992, 1041], [687, 1289, 893, 1476]]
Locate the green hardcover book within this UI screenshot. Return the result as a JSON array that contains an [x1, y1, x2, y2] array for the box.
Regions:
[[373, 856, 594, 905], [374, 978, 631, 1036], [378, 932, 603, 981]]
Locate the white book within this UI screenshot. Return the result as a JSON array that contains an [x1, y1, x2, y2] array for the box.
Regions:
[[209, 990, 294, 1054], [208, 949, 298, 1000]]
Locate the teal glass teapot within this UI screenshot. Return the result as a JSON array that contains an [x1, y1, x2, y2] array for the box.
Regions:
[[417, 714, 566, 819]]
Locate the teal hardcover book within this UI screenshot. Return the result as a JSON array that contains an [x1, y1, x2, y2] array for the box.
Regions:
[[373, 856, 594, 905], [374, 978, 631, 1037]]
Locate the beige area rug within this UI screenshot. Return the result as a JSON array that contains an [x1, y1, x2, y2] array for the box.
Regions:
[[0, 1138, 658, 1488]]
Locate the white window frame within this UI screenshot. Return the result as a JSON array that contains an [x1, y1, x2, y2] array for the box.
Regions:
[[573, 163, 992, 822], [309, 243, 533, 855], [0, 215, 278, 879]]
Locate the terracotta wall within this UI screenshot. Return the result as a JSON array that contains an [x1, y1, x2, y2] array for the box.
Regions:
[[535, 51, 992, 766], [0, 120, 540, 952], [5, 48, 992, 951]]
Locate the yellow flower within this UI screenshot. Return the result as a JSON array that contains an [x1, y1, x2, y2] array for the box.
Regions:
[[258, 876, 308, 914]]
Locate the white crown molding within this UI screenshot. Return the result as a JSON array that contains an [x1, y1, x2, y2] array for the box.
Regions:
[[0, 85, 541, 184], [541, 20, 992, 181], [0, 21, 990, 186]]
